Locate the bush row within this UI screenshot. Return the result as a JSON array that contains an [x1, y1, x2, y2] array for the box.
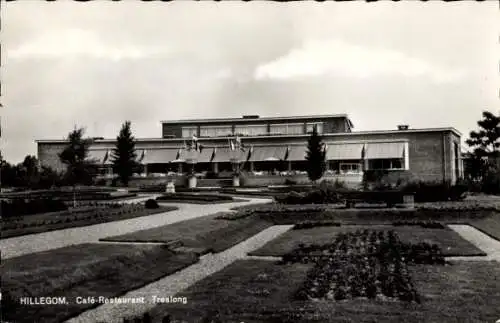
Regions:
[[293, 220, 342, 230], [156, 193, 233, 203], [1, 199, 68, 218], [392, 221, 445, 229]]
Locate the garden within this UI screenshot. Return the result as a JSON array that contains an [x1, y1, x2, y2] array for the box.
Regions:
[[1, 198, 176, 239], [2, 243, 199, 323]]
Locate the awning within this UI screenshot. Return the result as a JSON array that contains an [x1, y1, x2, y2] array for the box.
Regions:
[[87, 150, 112, 165], [326, 143, 364, 160], [287, 146, 307, 161], [366, 142, 405, 159], [212, 147, 247, 163], [249, 146, 287, 162], [193, 148, 215, 163], [141, 149, 179, 164]]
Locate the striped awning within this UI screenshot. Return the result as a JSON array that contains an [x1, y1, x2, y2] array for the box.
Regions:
[[287, 146, 307, 161], [249, 146, 288, 162], [366, 142, 405, 159], [87, 150, 112, 165], [212, 147, 247, 163], [141, 149, 179, 164], [326, 143, 364, 160], [195, 148, 216, 163]]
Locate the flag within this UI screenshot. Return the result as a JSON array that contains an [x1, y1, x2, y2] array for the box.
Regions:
[[247, 145, 253, 161], [102, 150, 109, 164], [284, 146, 290, 161], [230, 140, 235, 151], [210, 147, 217, 162], [361, 144, 366, 159], [235, 136, 245, 151], [138, 150, 146, 163], [175, 148, 181, 160]]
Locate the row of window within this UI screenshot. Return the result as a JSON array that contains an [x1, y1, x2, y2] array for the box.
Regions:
[[334, 159, 404, 173], [181, 122, 324, 138]]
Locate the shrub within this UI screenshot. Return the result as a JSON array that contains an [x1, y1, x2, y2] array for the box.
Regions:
[[481, 168, 500, 194], [276, 185, 343, 205], [145, 199, 159, 209], [401, 181, 467, 202], [284, 178, 298, 185]]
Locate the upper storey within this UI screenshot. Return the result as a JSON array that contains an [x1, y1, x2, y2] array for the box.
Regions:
[[161, 114, 354, 139]]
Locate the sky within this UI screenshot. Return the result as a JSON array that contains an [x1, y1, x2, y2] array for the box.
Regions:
[[1, 1, 499, 164]]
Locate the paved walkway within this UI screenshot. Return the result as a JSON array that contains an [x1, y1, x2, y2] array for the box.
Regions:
[[66, 225, 293, 323], [1, 197, 271, 259], [448, 224, 500, 262]]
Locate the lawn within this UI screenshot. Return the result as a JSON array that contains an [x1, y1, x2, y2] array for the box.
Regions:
[[132, 259, 500, 323], [1, 205, 177, 239], [100, 213, 273, 253], [2, 243, 199, 323], [250, 225, 486, 257]]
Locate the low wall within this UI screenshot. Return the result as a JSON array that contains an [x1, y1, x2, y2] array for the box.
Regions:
[[242, 174, 362, 188], [123, 173, 363, 188]]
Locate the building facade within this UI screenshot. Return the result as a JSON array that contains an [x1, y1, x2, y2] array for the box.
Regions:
[[36, 114, 463, 186]]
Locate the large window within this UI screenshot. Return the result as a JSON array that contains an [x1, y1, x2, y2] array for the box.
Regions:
[[340, 163, 361, 174], [200, 126, 233, 137], [270, 123, 304, 135], [369, 159, 403, 170], [306, 122, 324, 134], [234, 124, 268, 136], [182, 127, 198, 138]]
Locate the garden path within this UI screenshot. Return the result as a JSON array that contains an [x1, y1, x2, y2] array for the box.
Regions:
[[448, 224, 500, 262], [65, 224, 294, 323], [1, 196, 271, 259]]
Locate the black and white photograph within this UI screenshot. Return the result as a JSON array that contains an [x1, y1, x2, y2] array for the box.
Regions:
[[1, 1, 499, 322]]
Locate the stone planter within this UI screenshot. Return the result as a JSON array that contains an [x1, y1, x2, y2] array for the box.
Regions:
[[165, 181, 176, 194], [403, 194, 415, 209], [233, 175, 240, 187], [188, 176, 197, 189]]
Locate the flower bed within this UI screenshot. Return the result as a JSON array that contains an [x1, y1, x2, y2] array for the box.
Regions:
[[1, 203, 176, 239], [282, 229, 445, 303], [416, 200, 500, 212]]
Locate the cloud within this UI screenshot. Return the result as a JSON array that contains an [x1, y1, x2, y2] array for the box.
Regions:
[[7, 28, 171, 61], [254, 39, 466, 84]]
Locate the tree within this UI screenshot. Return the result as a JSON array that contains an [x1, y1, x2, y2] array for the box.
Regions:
[[20, 155, 40, 188], [111, 121, 138, 187], [466, 111, 500, 158], [465, 111, 500, 180], [59, 127, 94, 205], [305, 125, 327, 184]]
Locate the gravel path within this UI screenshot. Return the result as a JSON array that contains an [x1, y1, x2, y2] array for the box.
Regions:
[[1, 197, 271, 259], [65, 225, 293, 323], [448, 224, 500, 262]]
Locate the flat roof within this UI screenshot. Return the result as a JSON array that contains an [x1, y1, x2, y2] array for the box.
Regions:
[[36, 127, 462, 144], [160, 114, 352, 125]]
